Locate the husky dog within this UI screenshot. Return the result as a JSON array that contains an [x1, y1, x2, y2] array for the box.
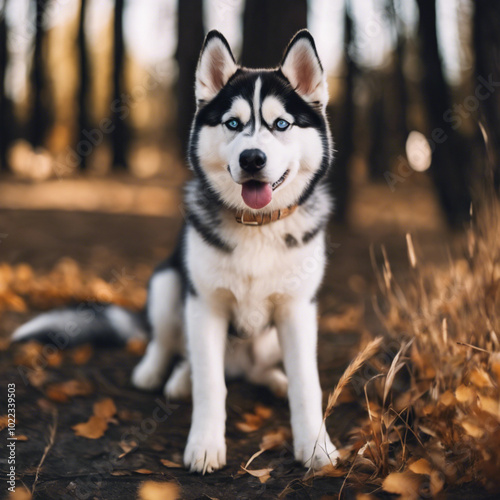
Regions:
[[13, 30, 338, 473]]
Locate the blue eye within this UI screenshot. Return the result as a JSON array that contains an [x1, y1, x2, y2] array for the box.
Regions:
[[275, 119, 290, 131], [225, 119, 240, 130]]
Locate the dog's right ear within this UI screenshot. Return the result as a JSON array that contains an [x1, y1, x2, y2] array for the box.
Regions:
[[195, 31, 237, 105]]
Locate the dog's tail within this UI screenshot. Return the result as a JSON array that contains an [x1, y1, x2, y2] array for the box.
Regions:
[[11, 303, 148, 348]]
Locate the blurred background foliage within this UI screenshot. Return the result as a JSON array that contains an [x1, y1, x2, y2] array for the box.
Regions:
[[0, 0, 499, 228]]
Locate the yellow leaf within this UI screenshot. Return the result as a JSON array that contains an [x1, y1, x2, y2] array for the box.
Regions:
[[382, 471, 423, 500], [138, 481, 180, 500], [469, 368, 493, 388], [455, 385, 476, 404], [462, 421, 484, 438], [439, 390, 455, 406], [408, 458, 432, 475]]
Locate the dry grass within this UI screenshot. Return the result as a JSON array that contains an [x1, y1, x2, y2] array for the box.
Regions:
[[324, 204, 500, 497]]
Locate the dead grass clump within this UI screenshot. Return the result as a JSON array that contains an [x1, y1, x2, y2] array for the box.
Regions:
[[324, 204, 500, 496]]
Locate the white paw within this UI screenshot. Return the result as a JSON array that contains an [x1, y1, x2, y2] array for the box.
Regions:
[[294, 432, 339, 470], [131, 359, 164, 391], [164, 370, 191, 400], [184, 432, 226, 474], [267, 369, 288, 398]]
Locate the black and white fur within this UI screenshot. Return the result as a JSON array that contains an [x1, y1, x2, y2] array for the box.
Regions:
[[13, 30, 338, 473]]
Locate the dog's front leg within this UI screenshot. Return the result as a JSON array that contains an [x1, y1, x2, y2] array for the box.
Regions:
[[183, 295, 228, 473], [275, 299, 339, 470]]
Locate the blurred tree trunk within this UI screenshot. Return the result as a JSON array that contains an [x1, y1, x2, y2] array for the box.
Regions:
[[416, 0, 471, 227], [0, 0, 10, 171], [241, 0, 307, 68], [368, 88, 387, 180], [77, 0, 90, 170], [176, 0, 204, 157], [388, 0, 408, 156], [30, 0, 49, 149], [474, 0, 500, 190], [331, 1, 355, 223], [111, 0, 128, 169]]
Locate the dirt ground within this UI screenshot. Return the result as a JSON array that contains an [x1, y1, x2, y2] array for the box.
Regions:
[[0, 176, 496, 499]]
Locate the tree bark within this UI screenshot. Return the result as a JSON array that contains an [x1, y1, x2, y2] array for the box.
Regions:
[[175, 0, 204, 157], [241, 0, 307, 68], [416, 0, 471, 227], [0, 0, 10, 170], [331, 1, 355, 223], [473, 0, 500, 190], [30, 0, 49, 149], [77, 0, 90, 170], [111, 0, 128, 169]]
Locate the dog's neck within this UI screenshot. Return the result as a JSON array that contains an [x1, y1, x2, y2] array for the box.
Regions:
[[234, 205, 298, 226]]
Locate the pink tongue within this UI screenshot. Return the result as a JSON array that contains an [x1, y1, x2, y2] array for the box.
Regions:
[[241, 181, 272, 209]]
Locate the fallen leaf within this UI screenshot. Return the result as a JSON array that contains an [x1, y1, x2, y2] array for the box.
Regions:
[[94, 398, 117, 419], [135, 469, 154, 474], [14, 341, 43, 368], [260, 427, 290, 451], [245, 428, 291, 469], [45, 379, 93, 402], [72, 398, 117, 439], [70, 344, 93, 365], [72, 415, 109, 439], [236, 405, 272, 433], [27, 369, 48, 388], [408, 458, 432, 475], [126, 338, 147, 356], [46, 350, 63, 367], [469, 368, 493, 388], [16, 435, 28, 441], [8, 486, 32, 500], [462, 421, 484, 438], [0, 415, 10, 431], [241, 466, 273, 484], [439, 390, 455, 406], [455, 385, 476, 404], [161, 459, 183, 468], [382, 471, 424, 500], [138, 481, 180, 500], [254, 404, 272, 420], [111, 470, 132, 476], [119, 440, 138, 458], [478, 394, 500, 419]]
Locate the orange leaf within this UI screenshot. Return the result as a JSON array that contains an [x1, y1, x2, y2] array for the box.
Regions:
[[94, 398, 116, 420], [72, 415, 109, 439], [137, 481, 180, 500]]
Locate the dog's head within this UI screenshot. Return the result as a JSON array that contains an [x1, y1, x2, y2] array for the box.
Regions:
[[189, 30, 332, 212]]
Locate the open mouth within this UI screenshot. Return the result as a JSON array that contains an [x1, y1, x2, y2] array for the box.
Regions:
[[241, 170, 290, 210], [271, 169, 289, 191]]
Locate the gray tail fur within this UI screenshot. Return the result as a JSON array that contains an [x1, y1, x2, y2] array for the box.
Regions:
[[11, 303, 148, 348]]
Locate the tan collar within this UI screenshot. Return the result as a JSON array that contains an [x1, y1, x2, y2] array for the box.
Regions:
[[234, 205, 298, 226]]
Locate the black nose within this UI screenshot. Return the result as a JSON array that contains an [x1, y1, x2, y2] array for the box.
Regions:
[[239, 149, 267, 173]]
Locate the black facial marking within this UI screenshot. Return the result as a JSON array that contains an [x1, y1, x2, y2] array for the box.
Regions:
[[189, 66, 332, 207], [284, 233, 299, 248]]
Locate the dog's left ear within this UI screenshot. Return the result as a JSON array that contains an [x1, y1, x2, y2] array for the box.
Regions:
[[195, 30, 238, 104], [280, 30, 328, 108]]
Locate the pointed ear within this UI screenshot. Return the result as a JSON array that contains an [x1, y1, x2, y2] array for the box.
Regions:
[[280, 30, 328, 108], [195, 30, 238, 104]]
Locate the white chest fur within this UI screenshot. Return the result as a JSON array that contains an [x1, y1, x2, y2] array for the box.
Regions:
[[186, 208, 326, 337]]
